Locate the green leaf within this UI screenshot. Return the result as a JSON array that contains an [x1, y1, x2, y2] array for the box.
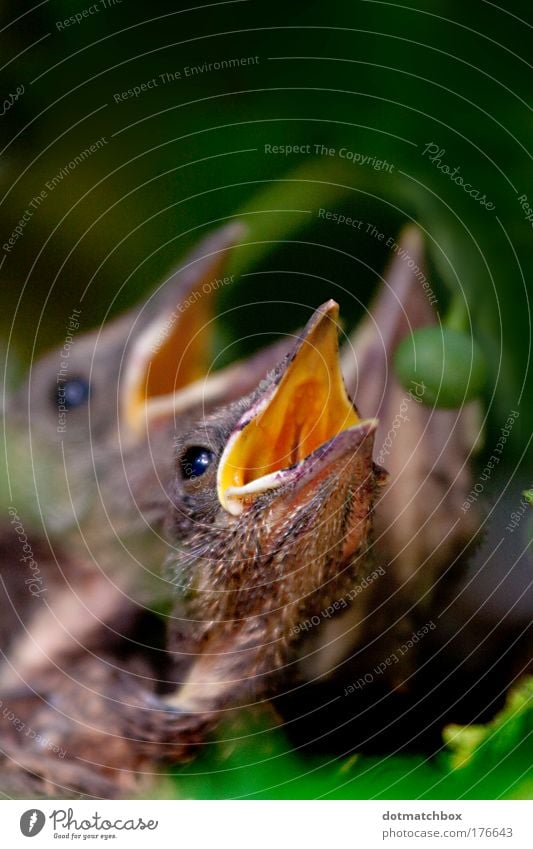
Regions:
[[167, 678, 533, 799]]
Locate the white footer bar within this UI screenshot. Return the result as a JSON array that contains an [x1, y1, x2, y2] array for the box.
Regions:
[[3, 799, 531, 847]]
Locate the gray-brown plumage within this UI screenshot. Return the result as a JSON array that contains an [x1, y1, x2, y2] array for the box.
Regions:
[[162, 301, 380, 715], [278, 227, 529, 756], [1, 223, 291, 691], [0, 223, 295, 796], [301, 225, 482, 687], [0, 301, 381, 797], [3, 224, 521, 797]]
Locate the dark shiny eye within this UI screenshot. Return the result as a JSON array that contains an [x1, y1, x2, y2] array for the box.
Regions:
[[180, 446, 215, 480], [55, 377, 91, 411]]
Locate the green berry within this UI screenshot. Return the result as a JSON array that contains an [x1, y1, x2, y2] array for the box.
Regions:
[[394, 326, 486, 408]]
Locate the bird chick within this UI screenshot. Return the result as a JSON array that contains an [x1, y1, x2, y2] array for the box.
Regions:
[[0, 300, 382, 795], [161, 300, 382, 721], [1, 222, 291, 689]]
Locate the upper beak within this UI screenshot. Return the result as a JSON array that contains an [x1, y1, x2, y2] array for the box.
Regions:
[[217, 300, 378, 515]]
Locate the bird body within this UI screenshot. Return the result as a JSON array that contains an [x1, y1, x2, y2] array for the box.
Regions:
[[0, 298, 380, 796], [2, 222, 521, 800]]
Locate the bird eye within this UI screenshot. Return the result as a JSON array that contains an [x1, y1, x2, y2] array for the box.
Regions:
[[180, 446, 215, 480], [54, 377, 91, 411]]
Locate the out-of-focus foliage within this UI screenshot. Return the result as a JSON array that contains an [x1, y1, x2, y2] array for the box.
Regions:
[[0, 0, 531, 460], [394, 326, 487, 407], [170, 677, 533, 799]]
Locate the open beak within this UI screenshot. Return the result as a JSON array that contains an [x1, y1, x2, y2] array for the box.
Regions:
[[122, 223, 244, 435], [217, 300, 378, 516], [122, 290, 214, 432]]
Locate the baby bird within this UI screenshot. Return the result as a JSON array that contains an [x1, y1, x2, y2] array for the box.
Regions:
[[1, 223, 290, 690], [163, 300, 381, 714], [0, 301, 382, 796]]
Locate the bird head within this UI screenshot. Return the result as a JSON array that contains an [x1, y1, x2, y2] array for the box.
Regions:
[[166, 300, 381, 708], [8, 224, 245, 452], [5, 223, 291, 538]]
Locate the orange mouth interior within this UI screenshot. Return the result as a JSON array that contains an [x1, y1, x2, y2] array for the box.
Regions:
[[123, 296, 212, 432], [217, 301, 360, 513], [120, 224, 245, 437]]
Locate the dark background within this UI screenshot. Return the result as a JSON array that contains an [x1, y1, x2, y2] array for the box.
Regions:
[[1, 0, 531, 461]]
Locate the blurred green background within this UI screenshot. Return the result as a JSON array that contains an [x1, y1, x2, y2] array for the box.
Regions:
[[169, 678, 533, 799], [1, 0, 531, 458], [0, 0, 531, 798]]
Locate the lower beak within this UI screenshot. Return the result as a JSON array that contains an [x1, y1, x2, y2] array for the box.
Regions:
[[217, 300, 377, 515]]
